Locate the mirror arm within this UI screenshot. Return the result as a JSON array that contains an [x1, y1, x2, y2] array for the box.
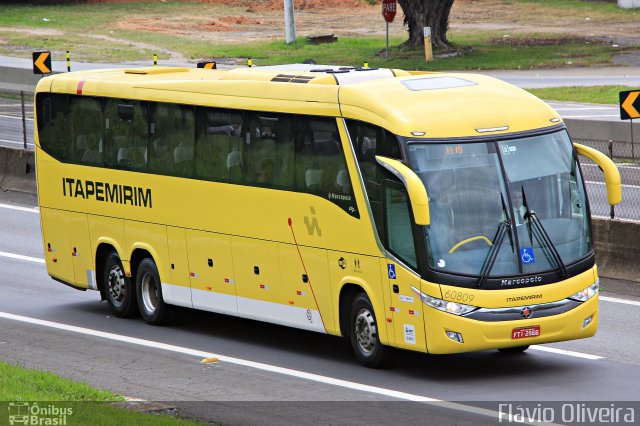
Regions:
[[574, 143, 622, 206], [375, 155, 430, 225]]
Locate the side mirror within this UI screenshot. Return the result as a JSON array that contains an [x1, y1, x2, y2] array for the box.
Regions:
[[375, 155, 430, 225], [574, 143, 622, 206]]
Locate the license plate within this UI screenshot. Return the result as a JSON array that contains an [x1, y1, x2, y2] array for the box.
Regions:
[[512, 325, 541, 339]]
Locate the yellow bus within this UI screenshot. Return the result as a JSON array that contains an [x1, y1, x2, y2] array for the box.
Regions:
[[34, 65, 621, 367]]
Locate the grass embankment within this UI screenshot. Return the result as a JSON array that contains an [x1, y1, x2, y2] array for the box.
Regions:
[[0, 361, 201, 425], [527, 85, 629, 104], [0, 1, 637, 70]]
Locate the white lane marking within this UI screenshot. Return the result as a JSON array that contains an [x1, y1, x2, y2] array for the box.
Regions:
[[601, 296, 640, 307], [561, 115, 621, 119], [0, 311, 550, 425], [554, 107, 617, 111], [0, 114, 34, 121], [530, 346, 603, 360], [0, 203, 39, 213], [583, 164, 640, 171], [586, 180, 640, 189], [0, 138, 34, 146], [0, 251, 45, 264]]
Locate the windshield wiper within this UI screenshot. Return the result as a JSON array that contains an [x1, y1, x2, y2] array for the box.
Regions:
[[477, 194, 514, 287], [521, 187, 568, 277]]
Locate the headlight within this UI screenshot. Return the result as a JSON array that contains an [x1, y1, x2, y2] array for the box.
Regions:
[[569, 280, 599, 302], [411, 286, 478, 316]]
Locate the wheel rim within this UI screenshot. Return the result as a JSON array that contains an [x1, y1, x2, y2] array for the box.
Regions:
[[354, 307, 377, 355], [107, 264, 126, 307], [140, 271, 158, 314]]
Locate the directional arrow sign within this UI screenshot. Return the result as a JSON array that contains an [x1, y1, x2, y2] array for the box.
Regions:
[[33, 51, 52, 74], [620, 89, 640, 120]]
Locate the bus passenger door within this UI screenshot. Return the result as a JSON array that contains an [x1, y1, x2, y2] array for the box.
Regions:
[[186, 230, 237, 316], [383, 181, 427, 352], [278, 244, 333, 333]]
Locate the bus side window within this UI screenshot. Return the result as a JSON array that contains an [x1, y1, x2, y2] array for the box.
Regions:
[[150, 103, 195, 177], [345, 120, 401, 229], [37, 93, 72, 162], [70, 96, 103, 166], [295, 116, 357, 217], [385, 181, 418, 269], [245, 112, 294, 189], [195, 107, 243, 183], [104, 99, 149, 171]]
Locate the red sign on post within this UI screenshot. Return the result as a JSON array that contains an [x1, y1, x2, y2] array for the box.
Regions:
[[382, 0, 397, 23]]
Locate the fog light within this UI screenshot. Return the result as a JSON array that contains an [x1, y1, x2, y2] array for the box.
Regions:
[[581, 315, 594, 330], [446, 331, 464, 343]]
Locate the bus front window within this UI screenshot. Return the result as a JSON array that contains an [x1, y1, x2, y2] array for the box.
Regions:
[[406, 142, 519, 277], [405, 130, 591, 281]]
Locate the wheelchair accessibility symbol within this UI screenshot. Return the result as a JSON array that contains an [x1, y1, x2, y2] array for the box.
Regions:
[[520, 247, 535, 264], [387, 264, 396, 279]]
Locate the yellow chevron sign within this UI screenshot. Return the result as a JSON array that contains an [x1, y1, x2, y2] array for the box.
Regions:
[[197, 61, 217, 70], [33, 51, 52, 74], [620, 90, 640, 120]]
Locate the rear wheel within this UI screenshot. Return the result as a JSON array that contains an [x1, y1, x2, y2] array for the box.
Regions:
[[349, 293, 388, 368], [498, 345, 530, 354], [103, 251, 137, 317], [136, 258, 169, 325]]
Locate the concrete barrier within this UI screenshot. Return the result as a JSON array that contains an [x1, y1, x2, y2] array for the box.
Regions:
[[0, 146, 36, 194], [593, 218, 640, 283]]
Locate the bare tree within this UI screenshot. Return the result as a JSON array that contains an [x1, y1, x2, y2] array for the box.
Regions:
[[397, 0, 455, 50]]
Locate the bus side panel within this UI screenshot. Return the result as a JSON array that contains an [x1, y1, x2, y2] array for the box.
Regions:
[[40, 207, 77, 287], [329, 252, 389, 344], [67, 212, 93, 289], [186, 230, 237, 315], [383, 261, 427, 352], [164, 226, 193, 308], [232, 236, 282, 314], [88, 215, 126, 272], [278, 244, 335, 334], [124, 220, 170, 289]]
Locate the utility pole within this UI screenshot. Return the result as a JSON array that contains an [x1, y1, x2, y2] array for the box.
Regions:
[[284, 0, 296, 44]]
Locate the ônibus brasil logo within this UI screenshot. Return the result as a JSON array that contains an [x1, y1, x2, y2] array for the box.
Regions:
[[7, 402, 73, 425]]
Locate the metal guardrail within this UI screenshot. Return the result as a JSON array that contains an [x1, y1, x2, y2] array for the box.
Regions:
[[0, 90, 34, 150], [573, 137, 639, 222]]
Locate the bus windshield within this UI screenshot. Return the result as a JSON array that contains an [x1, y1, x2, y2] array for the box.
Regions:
[[405, 130, 591, 279]]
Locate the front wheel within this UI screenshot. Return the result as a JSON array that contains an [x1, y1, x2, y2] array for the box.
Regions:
[[349, 293, 388, 368], [103, 251, 137, 318], [136, 258, 169, 325]]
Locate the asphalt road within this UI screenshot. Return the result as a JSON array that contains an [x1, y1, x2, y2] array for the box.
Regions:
[[0, 195, 639, 425]]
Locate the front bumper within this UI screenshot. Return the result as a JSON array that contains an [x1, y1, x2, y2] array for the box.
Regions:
[[424, 295, 598, 354]]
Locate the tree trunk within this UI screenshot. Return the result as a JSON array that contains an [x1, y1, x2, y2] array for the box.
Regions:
[[397, 0, 455, 50]]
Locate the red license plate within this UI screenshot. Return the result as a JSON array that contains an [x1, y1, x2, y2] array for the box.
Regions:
[[512, 325, 541, 339]]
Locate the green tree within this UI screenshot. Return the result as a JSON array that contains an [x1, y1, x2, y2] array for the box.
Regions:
[[397, 0, 455, 50]]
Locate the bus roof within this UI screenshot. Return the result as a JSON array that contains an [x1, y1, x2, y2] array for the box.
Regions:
[[36, 65, 562, 139]]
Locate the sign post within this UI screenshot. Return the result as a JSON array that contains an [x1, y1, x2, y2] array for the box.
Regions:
[[382, 0, 397, 60], [424, 27, 433, 62]]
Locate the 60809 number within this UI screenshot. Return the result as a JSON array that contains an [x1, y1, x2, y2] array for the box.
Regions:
[[443, 290, 474, 303]]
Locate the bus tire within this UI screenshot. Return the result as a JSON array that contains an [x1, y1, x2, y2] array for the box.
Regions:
[[349, 292, 388, 368], [103, 251, 137, 318], [498, 345, 530, 354], [136, 258, 168, 325]]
